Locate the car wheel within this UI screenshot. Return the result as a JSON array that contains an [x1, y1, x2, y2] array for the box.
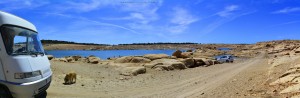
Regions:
[[0, 86, 12, 98], [226, 60, 229, 63]]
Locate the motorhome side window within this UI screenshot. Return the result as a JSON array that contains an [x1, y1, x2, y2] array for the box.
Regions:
[[0, 25, 44, 55]]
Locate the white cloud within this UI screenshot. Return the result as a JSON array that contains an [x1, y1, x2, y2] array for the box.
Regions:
[[45, 12, 140, 35], [167, 25, 188, 34], [201, 11, 255, 35], [96, 0, 163, 28], [171, 7, 199, 25], [168, 7, 199, 34], [130, 13, 145, 20], [0, 0, 48, 11], [269, 20, 300, 27], [52, 0, 163, 14], [272, 7, 300, 14], [217, 5, 239, 17], [54, 0, 109, 12], [112, 0, 162, 24]]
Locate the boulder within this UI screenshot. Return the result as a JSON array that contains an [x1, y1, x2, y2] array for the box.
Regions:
[[203, 59, 213, 66], [180, 58, 195, 68], [115, 56, 151, 63], [168, 62, 186, 69], [87, 56, 101, 64], [47, 55, 54, 60], [143, 54, 169, 60], [130, 57, 151, 63], [78, 58, 87, 62], [151, 59, 186, 71], [65, 57, 74, 62], [144, 63, 163, 68], [58, 58, 68, 62], [172, 50, 182, 58], [193, 58, 205, 67], [181, 52, 193, 58], [295, 47, 300, 53], [115, 56, 132, 63], [71, 55, 82, 61], [119, 67, 146, 76]]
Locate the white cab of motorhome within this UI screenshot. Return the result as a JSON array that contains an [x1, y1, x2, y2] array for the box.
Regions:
[[0, 11, 52, 98]]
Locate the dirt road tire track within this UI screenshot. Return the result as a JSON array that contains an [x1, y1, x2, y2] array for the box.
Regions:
[[128, 54, 264, 98]]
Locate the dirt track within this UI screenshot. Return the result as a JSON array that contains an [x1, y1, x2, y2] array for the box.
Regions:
[[47, 53, 269, 98]]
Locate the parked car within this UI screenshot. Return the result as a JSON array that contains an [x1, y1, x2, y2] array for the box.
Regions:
[[216, 55, 234, 63]]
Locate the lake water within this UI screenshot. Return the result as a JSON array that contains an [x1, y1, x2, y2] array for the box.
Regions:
[[45, 50, 178, 59]]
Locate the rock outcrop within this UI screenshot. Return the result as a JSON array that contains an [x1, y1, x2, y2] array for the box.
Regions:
[[172, 50, 182, 58], [143, 54, 169, 60], [115, 56, 151, 63], [269, 63, 300, 97], [193, 58, 206, 67], [65, 57, 74, 62], [58, 58, 68, 62], [295, 47, 300, 53], [179, 58, 195, 68], [172, 50, 194, 58], [181, 52, 193, 58], [71, 55, 82, 61], [87, 56, 101, 64], [149, 59, 186, 71], [119, 67, 146, 76]]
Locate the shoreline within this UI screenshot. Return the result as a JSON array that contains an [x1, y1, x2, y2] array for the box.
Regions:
[[42, 43, 246, 51], [44, 48, 186, 51]]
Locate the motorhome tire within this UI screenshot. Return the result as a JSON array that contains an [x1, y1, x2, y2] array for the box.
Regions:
[[0, 86, 12, 98]]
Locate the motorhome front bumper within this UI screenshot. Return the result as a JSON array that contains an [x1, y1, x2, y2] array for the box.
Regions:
[[2, 75, 51, 98]]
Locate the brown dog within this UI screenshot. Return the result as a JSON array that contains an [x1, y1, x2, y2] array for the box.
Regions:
[[64, 72, 76, 84]]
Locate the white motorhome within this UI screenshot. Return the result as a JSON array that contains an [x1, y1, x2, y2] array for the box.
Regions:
[[0, 11, 52, 98]]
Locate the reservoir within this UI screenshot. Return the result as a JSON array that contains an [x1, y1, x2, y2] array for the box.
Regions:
[[46, 50, 177, 59]]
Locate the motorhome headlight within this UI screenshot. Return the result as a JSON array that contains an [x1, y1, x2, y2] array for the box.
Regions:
[[14, 70, 41, 79]]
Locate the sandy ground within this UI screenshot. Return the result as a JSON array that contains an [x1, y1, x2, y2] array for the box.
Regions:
[[46, 53, 273, 98]]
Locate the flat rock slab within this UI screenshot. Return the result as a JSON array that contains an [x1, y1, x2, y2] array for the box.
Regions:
[[119, 67, 146, 76]]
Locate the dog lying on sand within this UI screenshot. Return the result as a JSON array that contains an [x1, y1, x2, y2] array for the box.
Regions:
[[64, 72, 76, 85]]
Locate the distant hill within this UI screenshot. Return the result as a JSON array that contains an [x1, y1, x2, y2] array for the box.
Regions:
[[41, 40, 110, 46], [41, 40, 200, 46], [119, 42, 200, 45]]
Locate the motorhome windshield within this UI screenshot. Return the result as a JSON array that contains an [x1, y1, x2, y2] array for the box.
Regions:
[[0, 25, 44, 55]]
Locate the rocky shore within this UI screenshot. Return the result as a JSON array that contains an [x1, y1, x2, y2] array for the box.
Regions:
[[43, 43, 248, 50], [48, 49, 222, 76]]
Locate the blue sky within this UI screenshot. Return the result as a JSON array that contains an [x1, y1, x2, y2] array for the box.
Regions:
[[0, 0, 300, 44]]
